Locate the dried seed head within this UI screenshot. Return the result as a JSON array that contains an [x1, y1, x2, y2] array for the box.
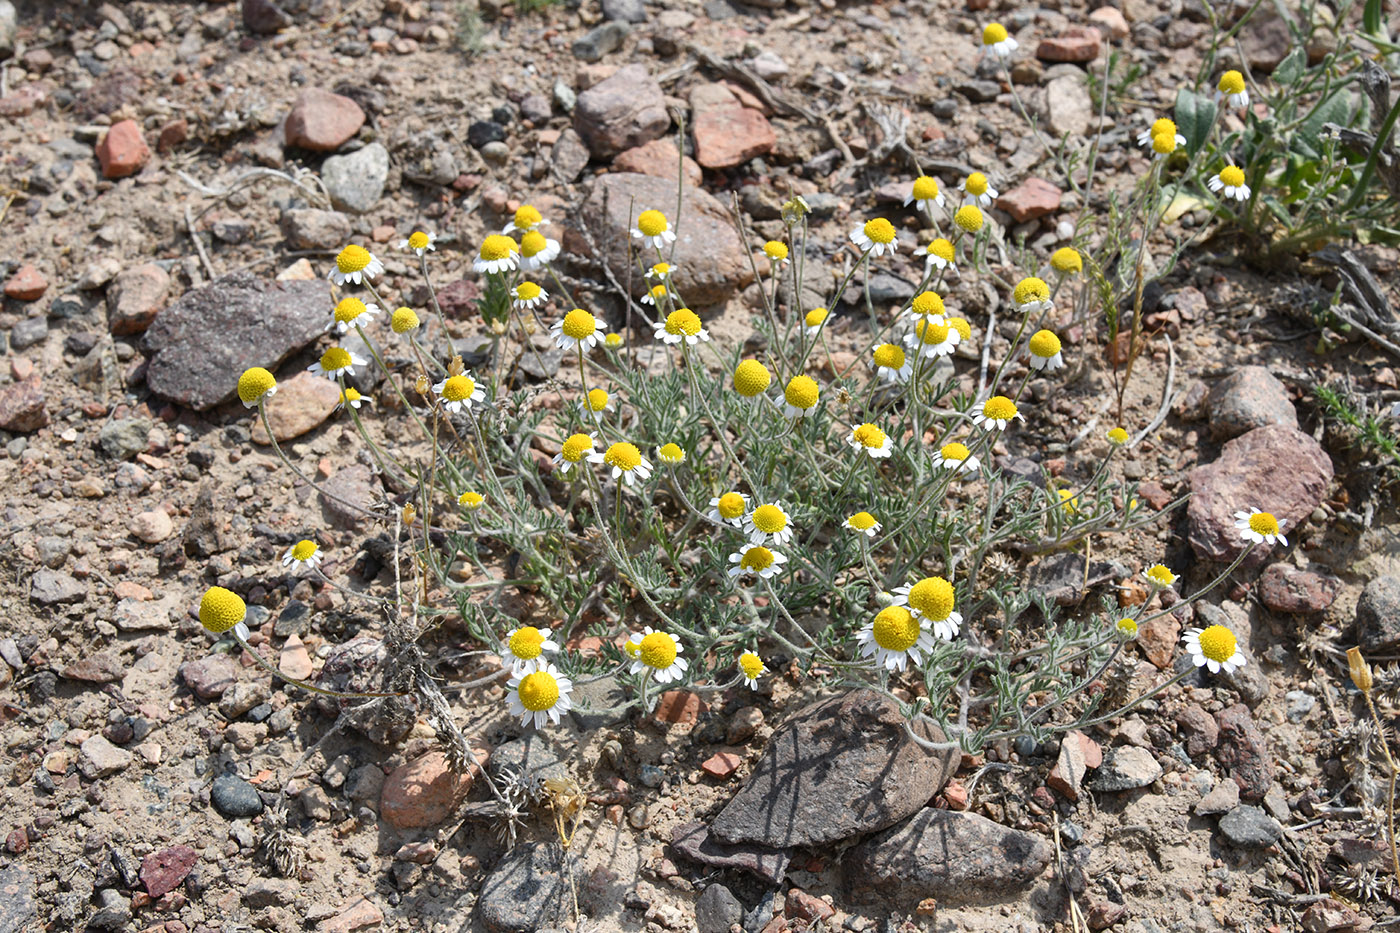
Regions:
[[415, 375, 430, 395], [1348, 646, 1374, 693], [448, 355, 465, 377]]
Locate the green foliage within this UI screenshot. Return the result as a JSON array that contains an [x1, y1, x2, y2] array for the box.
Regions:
[[1312, 382, 1400, 469]]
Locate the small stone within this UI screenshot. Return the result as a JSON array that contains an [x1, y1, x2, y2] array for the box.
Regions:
[[654, 689, 707, 725], [380, 751, 472, 829], [1047, 730, 1101, 801], [157, 119, 188, 153], [11, 317, 48, 350], [243, 0, 292, 35], [96, 120, 150, 178], [476, 842, 570, 932], [4, 264, 47, 301], [690, 82, 775, 170], [219, 681, 270, 719], [1215, 703, 1275, 800], [1046, 73, 1093, 136], [61, 653, 122, 682], [79, 734, 134, 778], [107, 263, 171, 336], [786, 888, 834, 923], [550, 128, 592, 183], [572, 63, 670, 158], [244, 878, 298, 907], [0, 867, 37, 933], [320, 464, 379, 530], [1088, 746, 1162, 792], [1087, 902, 1127, 931], [140, 845, 197, 898], [572, 21, 630, 62], [670, 821, 790, 884], [179, 654, 239, 700], [285, 88, 366, 151], [1218, 804, 1282, 847], [1206, 366, 1297, 439], [1300, 902, 1370, 933], [467, 120, 507, 149], [1037, 27, 1102, 62], [996, 177, 1062, 223], [1258, 563, 1339, 614], [1195, 780, 1240, 816], [695, 883, 743, 933], [1176, 704, 1219, 758], [726, 706, 764, 744], [701, 752, 742, 779], [321, 142, 389, 213], [0, 376, 48, 433], [1355, 575, 1400, 652], [315, 897, 383, 933], [612, 137, 703, 186], [211, 773, 264, 818], [1088, 6, 1130, 40], [281, 209, 353, 250], [100, 418, 151, 460], [251, 371, 341, 444], [130, 509, 174, 544], [279, 634, 314, 680], [601, 0, 646, 22], [31, 569, 86, 605]]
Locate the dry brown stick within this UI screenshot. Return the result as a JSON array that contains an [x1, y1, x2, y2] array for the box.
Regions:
[[185, 204, 215, 279]]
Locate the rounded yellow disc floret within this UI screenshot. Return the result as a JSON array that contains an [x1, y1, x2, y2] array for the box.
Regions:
[[804, 307, 829, 328], [907, 576, 955, 621], [515, 281, 543, 301], [872, 606, 920, 651], [1107, 427, 1129, 445], [336, 244, 372, 274], [751, 504, 787, 534], [290, 540, 318, 561], [459, 491, 485, 509], [928, 238, 956, 263], [1218, 70, 1246, 95], [983, 396, 1018, 421], [658, 443, 685, 464], [964, 172, 989, 196], [1050, 247, 1082, 275], [665, 309, 703, 337], [853, 423, 887, 448], [1014, 277, 1050, 306], [763, 241, 789, 261], [733, 360, 772, 397], [873, 344, 906, 369], [604, 442, 642, 471], [1249, 511, 1281, 537], [320, 347, 352, 372], [738, 652, 765, 680], [586, 387, 609, 411], [941, 442, 971, 461], [1117, 617, 1139, 638], [1218, 165, 1246, 188], [910, 291, 945, 318], [513, 205, 543, 230], [561, 309, 596, 339], [1150, 118, 1177, 139], [479, 235, 518, 261], [1028, 329, 1062, 359], [785, 376, 820, 410], [508, 626, 546, 660], [912, 176, 940, 201], [946, 317, 972, 341], [391, 307, 420, 333], [847, 511, 877, 531], [441, 375, 476, 402], [408, 231, 432, 251], [862, 218, 896, 245], [954, 205, 984, 233], [199, 586, 247, 635], [1152, 134, 1178, 156], [561, 433, 594, 462], [1197, 625, 1237, 664], [520, 230, 548, 257], [636, 210, 669, 237], [915, 319, 952, 346], [334, 297, 369, 325], [238, 367, 277, 406], [638, 631, 677, 669], [717, 492, 747, 520], [739, 546, 776, 572], [982, 22, 1008, 45], [517, 671, 560, 711]]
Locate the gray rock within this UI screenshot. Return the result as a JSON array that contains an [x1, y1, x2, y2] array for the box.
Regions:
[[243, 0, 292, 35], [519, 94, 552, 124], [143, 271, 331, 411], [1194, 780, 1240, 816], [1206, 366, 1297, 439], [489, 734, 569, 786], [602, 0, 646, 22], [572, 21, 630, 62], [1028, 552, 1129, 606], [1046, 73, 1093, 136], [79, 734, 134, 778], [843, 272, 916, 307], [550, 128, 591, 184], [1216, 703, 1274, 800], [709, 689, 958, 849], [476, 842, 571, 933], [848, 808, 1053, 903], [398, 132, 459, 186], [567, 672, 630, 730], [31, 569, 86, 605], [1356, 575, 1400, 653], [99, 418, 150, 460], [280, 208, 353, 250], [1088, 746, 1162, 792], [480, 140, 510, 165], [243, 877, 297, 907], [319, 463, 379, 530], [179, 654, 239, 700], [572, 64, 669, 158], [1284, 689, 1315, 723], [0, 376, 48, 433], [10, 317, 48, 350], [321, 142, 389, 213], [1218, 804, 1282, 847], [552, 80, 577, 113], [211, 773, 264, 818], [0, 866, 37, 933], [670, 821, 790, 884], [88, 889, 132, 930], [956, 79, 1002, 102], [695, 883, 743, 933]]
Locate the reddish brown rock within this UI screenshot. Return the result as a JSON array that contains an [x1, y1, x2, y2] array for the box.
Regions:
[[689, 83, 775, 170], [107, 263, 171, 336], [140, 845, 197, 898], [157, 119, 188, 153], [996, 176, 1062, 223], [251, 371, 341, 444], [0, 376, 48, 433], [179, 654, 239, 700], [786, 888, 835, 923], [572, 63, 669, 158], [315, 897, 384, 933], [1136, 613, 1180, 670], [1257, 563, 1340, 614], [701, 752, 742, 779], [0, 84, 48, 118], [1175, 704, 1220, 758], [1215, 703, 1274, 800], [96, 120, 151, 179], [1136, 481, 1174, 510], [284, 88, 365, 151], [380, 751, 473, 829], [654, 689, 707, 725], [1047, 730, 1102, 801], [612, 137, 703, 187], [4, 264, 47, 301], [1036, 27, 1102, 63]]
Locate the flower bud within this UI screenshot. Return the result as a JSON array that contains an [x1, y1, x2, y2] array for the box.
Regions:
[[1347, 646, 1373, 693]]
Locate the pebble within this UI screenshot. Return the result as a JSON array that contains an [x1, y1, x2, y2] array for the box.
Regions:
[[95, 120, 150, 178], [281, 208, 353, 250], [179, 654, 239, 700], [701, 752, 742, 779], [572, 63, 669, 157], [10, 317, 48, 350], [31, 569, 87, 605], [689, 82, 775, 170], [695, 883, 743, 933], [380, 751, 473, 829], [99, 418, 151, 460], [211, 773, 264, 818], [1045, 73, 1093, 136], [601, 0, 646, 22], [4, 264, 48, 301], [1089, 6, 1131, 40], [726, 706, 764, 744], [1088, 746, 1162, 792], [1206, 366, 1297, 439], [139, 845, 197, 898], [1036, 27, 1103, 62], [670, 821, 790, 884], [1216, 703, 1275, 800], [1355, 575, 1400, 652], [285, 88, 365, 151], [1195, 780, 1240, 816], [1047, 730, 1102, 801], [79, 734, 134, 778], [279, 634, 314, 680], [319, 464, 379, 530], [1218, 804, 1282, 847], [996, 177, 1062, 223], [321, 142, 389, 214], [0, 376, 49, 433], [1257, 563, 1340, 614], [243, 0, 291, 34], [251, 371, 341, 444], [550, 128, 591, 183], [475, 842, 570, 932], [571, 21, 630, 62], [1285, 689, 1315, 723], [129, 509, 174, 544]]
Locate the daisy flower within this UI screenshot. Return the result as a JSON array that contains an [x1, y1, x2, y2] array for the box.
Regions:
[[512, 281, 549, 311], [1143, 564, 1178, 588], [1138, 118, 1183, 148], [1027, 329, 1065, 371], [931, 441, 979, 473], [708, 491, 750, 526], [763, 240, 790, 266], [434, 373, 486, 414], [552, 308, 607, 352], [553, 432, 597, 474], [282, 539, 322, 572], [627, 627, 687, 683], [892, 575, 962, 641], [1150, 131, 1183, 159], [906, 290, 946, 322], [844, 511, 881, 537], [308, 346, 367, 380], [507, 663, 574, 729], [904, 318, 959, 359], [727, 543, 789, 581], [915, 236, 957, 272], [588, 441, 653, 486], [390, 307, 420, 334], [905, 175, 945, 212], [502, 625, 559, 672], [1182, 625, 1246, 675], [604, 332, 624, 348], [971, 395, 1023, 431], [519, 230, 562, 271], [640, 283, 668, 306], [653, 308, 709, 346], [503, 204, 546, 235], [458, 491, 486, 510], [954, 205, 985, 234], [1107, 427, 1129, 445], [946, 317, 972, 342], [959, 172, 999, 208], [1013, 277, 1053, 314], [1215, 70, 1249, 110], [745, 502, 794, 545], [398, 231, 437, 256], [328, 296, 379, 334], [803, 307, 830, 337], [579, 387, 612, 422], [1050, 247, 1082, 276], [199, 586, 250, 641], [336, 387, 369, 411], [646, 262, 677, 280], [473, 235, 519, 275], [733, 360, 772, 397], [782, 376, 821, 419], [328, 244, 382, 286], [1208, 165, 1251, 201], [873, 342, 913, 383], [738, 650, 767, 689], [656, 443, 685, 466], [237, 367, 277, 408], [981, 21, 1018, 58], [1116, 617, 1139, 640], [857, 606, 936, 671], [848, 422, 894, 458], [1235, 509, 1287, 547], [632, 209, 677, 250], [850, 218, 899, 257]]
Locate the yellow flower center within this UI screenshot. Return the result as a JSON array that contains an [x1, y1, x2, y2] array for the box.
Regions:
[[665, 309, 702, 337], [964, 172, 989, 196], [561, 433, 594, 462], [1107, 427, 1129, 445], [1014, 277, 1050, 306], [647, 284, 667, 301], [907, 576, 955, 621], [341, 388, 362, 404], [199, 586, 247, 634], [658, 443, 684, 463], [1248, 512, 1281, 536], [237, 367, 276, 404], [804, 307, 829, 327], [520, 230, 548, 257], [912, 176, 940, 200], [785, 376, 819, 410], [983, 396, 1018, 421], [605, 333, 623, 347], [1058, 489, 1079, 513], [738, 652, 764, 680], [1146, 564, 1176, 585], [586, 387, 609, 411], [954, 205, 984, 232], [1150, 118, 1177, 138], [441, 375, 476, 401], [873, 343, 906, 370], [517, 671, 560, 711], [910, 291, 945, 317], [636, 210, 668, 237], [862, 218, 896, 245], [853, 423, 887, 448], [651, 263, 671, 276], [515, 282, 542, 301], [333, 297, 368, 325], [872, 606, 920, 652], [916, 319, 952, 346], [847, 511, 877, 530], [514, 205, 543, 229], [604, 442, 641, 471], [733, 360, 772, 397], [290, 540, 318, 561], [335, 245, 371, 274], [1219, 165, 1245, 188], [320, 347, 352, 372], [947, 317, 972, 341], [751, 504, 787, 534], [508, 626, 546, 660], [739, 546, 775, 572], [1028, 329, 1062, 358], [1117, 617, 1139, 638], [717, 492, 747, 519], [929, 238, 956, 262], [940, 442, 970, 461], [1050, 247, 1082, 274], [479, 234, 518, 261], [639, 632, 677, 669], [459, 491, 485, 508], [982, 22, 1008, 44], [408, 231, 431, 250], [764, 241, 789, 261], [1197, 625, 1237, 664], [1152, 134, 1177, 155], [562, 308, 597, 339], [391, 307, 419, 333], [1218, 70, 1245, 95]]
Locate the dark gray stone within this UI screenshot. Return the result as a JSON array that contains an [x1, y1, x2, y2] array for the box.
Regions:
[[477, 842, 571, 933], [1028, 552, 1129, 607], [602, 0, 646, 22], [572, 21, 630, 62], [30, 569, 86, 605], [242, 0, 291, 34], [467, 120, 507, 149], [695, 883, 743, 933], [1088, 746, 1162, 792], [489, 734, 569, 786], [321, 142, 388, 214], [568, 673, 630, 730], [670, 821, 790, 884], [956, 79, 1002, 102], [1356, 575, 1400, 653], [10, 316, 48, 350], [1218, 804, 1282, 847], [847, 808, 1053, 904], [211, 773, 264, 818], [99, 418, 150, 460], [1206, 366, 1297, 439], [319, 463, 378, 530], [0, 866, 37, 933], [144, 271, 331, 411], [709, 689, 958, 849]]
